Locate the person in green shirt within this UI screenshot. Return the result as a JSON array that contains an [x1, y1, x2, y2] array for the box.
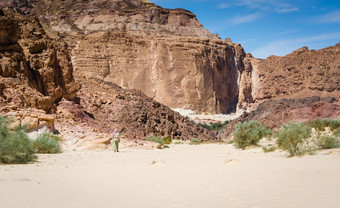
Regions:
[[112, 128, 121, 152]]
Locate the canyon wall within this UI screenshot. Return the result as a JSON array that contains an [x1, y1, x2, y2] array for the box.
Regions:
[[6, 0, 243, 114], [0, 8, 80, 112]]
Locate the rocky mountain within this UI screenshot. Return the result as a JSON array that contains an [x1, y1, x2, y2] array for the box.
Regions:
[[237, 45, 340, 111]]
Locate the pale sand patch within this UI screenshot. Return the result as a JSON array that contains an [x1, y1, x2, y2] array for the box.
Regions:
[[1, 144, 340, 208], [172, 108, 242, 123]]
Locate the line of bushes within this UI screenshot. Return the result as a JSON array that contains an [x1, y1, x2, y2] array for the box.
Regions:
[[0, 116, 62, 164], [232, 118, 340, 157], [198, 120, 230, 131]]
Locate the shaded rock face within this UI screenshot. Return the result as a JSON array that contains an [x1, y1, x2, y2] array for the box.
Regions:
[[8, 0, 242, 114], [237, 45, 340, 110], [224, 96, 340, 140], [0, 9, 80, 112], [72, 33, 240, 113], [78, 78, 218, 141]]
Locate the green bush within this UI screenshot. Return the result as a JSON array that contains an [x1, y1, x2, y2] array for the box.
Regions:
[[189, 138, 201, 145], [144, 136, 172, 147], [328, 119, 340, 131], [275, 122, 312, 156], [233, 121, 271, 150], [333, 129, 340, 137], [315, 135, 339, 149], [311, 118, 340, 131], [198, 120, 229, 131], [0, 116, 36, 164], [33, 132, 62, 154], [262, 146, 276, 153], [311, 119, 326, 131]]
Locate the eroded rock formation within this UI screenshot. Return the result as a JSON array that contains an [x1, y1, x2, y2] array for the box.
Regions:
[[237, 45, 340, 110], [78, 78, 218, 140], [0, 8, 80, 112]]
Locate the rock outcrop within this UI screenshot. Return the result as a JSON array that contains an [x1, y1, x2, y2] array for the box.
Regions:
[[78, 78, 218, 141], [0, 8, 80, 112], [237, 45, 340, 110]]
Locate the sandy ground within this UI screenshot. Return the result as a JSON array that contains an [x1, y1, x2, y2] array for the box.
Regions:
[[172, 108, 243, 123], [1, 144, 340, 208]]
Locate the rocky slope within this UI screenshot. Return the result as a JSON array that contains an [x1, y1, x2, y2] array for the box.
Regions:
[[224, 96, 340, 140], [77, 78, 218, 140]]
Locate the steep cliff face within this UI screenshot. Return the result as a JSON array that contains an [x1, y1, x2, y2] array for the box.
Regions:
[[6, 0, 242, 114], [237, 44, 340, 110], [72, 33, 240, 113], [0, 8, 80, 112]]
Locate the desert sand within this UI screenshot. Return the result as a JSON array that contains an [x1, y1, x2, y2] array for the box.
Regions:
[[1, 144, 340, 208]]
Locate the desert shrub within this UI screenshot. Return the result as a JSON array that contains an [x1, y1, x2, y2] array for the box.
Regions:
[[275, 122, 312, 156], [198, 120, 229, 131], [311, 119, 326, 131], [262, 146, 276, 153], [163, 137, 172, 145], [144, 136, 172, 148], [33, 132, 62, 154], [315, 135, 339, 150], [333, 129, 340, 137], [0, 116, 36, 164], [311, 118, 340, 131], [189, 138, 201, 145], [233, 121, 271, 150], [327, 118, 340, 131]]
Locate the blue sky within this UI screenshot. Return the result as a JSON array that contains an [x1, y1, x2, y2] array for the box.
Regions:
[[150, 0, 340, 58]]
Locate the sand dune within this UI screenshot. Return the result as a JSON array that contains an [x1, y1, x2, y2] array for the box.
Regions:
[[1, 144, 340, 208]]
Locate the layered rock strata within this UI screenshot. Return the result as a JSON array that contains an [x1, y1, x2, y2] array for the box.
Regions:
[[0, 8, 80, 112]]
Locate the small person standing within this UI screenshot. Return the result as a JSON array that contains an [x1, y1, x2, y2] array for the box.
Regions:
[[112, 128, 121, 152]]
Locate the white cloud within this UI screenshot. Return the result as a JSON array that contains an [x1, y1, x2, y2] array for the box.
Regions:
[[315, 11, 340, 23], [230, 13, 262, 24], [251, 32, 340, 58], [217, 3, 230, 9], [276, 7, 299, 13], [274, 28, 300, 36], [222, 0, 298, 13]]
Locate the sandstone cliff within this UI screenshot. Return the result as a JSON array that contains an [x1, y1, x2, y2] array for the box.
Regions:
[[5, 0, 243, 114], [0, 8, 80, 112]]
